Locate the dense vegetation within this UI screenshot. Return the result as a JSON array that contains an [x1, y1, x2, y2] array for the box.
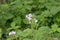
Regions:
[[0, 0, 60, 40]]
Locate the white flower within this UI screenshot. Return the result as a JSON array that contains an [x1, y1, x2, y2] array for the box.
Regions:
[[26, 13, 33, 20], [26, 13, 38, 24], [28, 19, 38, 24], [54, 38, 58, 40], [28, 13, 33, 18], [9, 31, 16, 36], [34, 19, 38, 23]]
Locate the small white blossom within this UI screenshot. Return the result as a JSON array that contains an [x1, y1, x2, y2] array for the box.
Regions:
[[28, 13, 33, 18], [34, 19, 38, 23], [26, 13, 33, 20], [26, 13, 38, 24], [9, 31, 16, 36], [54, 38, 58, 40]]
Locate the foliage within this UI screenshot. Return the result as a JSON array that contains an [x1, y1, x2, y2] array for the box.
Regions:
[[0, 0, 60, 40]]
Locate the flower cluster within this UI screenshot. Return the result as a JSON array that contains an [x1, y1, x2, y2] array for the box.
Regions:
[[9, 31, 16, 36], [26, 13, 33, 21], [26, 13, 38, 24]]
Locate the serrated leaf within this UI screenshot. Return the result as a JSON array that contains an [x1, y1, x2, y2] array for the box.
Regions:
[[50, 6, 60, 16], [51, 24, 58, 32]]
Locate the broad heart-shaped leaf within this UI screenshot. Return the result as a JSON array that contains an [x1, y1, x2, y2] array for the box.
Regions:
[[50, 6, 60, 16], [20, 28, 33, 37], [51, 24, 58, 32], [41, 10, 52, 17], [13, 16, 21, 25], [33, 27, 52, 40], [10, 22, 16, 27], [16, 30, 23, 37], [39, 27, 51, 34], [10, 22, 21, 29]]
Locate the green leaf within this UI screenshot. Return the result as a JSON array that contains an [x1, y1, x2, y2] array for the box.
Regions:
[[51, 24, 58, 32], [10, 22, 16, 27], [23, 0, 33, 4], [21, 28, 33, 37], [33, 27, 52, 40], [41, 10, 52, 17], [39, 27, 51, 33], [57, 28, 60, 32], [16, 30, 22, 37], [39, 0, 45, 3], [50, 6, 60, 16], [23, 19, 29, 24], [13, 16, 21, 25], [7, 38, 11, 40], [23, 38, 31, 40], [3, 13, 14, 20], [14, 26, 21, 29]]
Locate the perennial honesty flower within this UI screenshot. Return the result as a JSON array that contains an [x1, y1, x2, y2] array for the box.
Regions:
[[9, 31, 16, 36], [26, 13, 38, 24], [26, 13, 33, 20]]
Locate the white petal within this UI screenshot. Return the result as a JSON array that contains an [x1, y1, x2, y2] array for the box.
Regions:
[[28, 17, 32, 20], [28, 13, 33, 17], [26, 14, 32, 20], [9, 31, 16, 36], [12, 31, 16, 34], [35, 20, 38, 23], [34, 18, 38, 23], [9, 32, 12, 35], [26, 15, 28, 18]]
